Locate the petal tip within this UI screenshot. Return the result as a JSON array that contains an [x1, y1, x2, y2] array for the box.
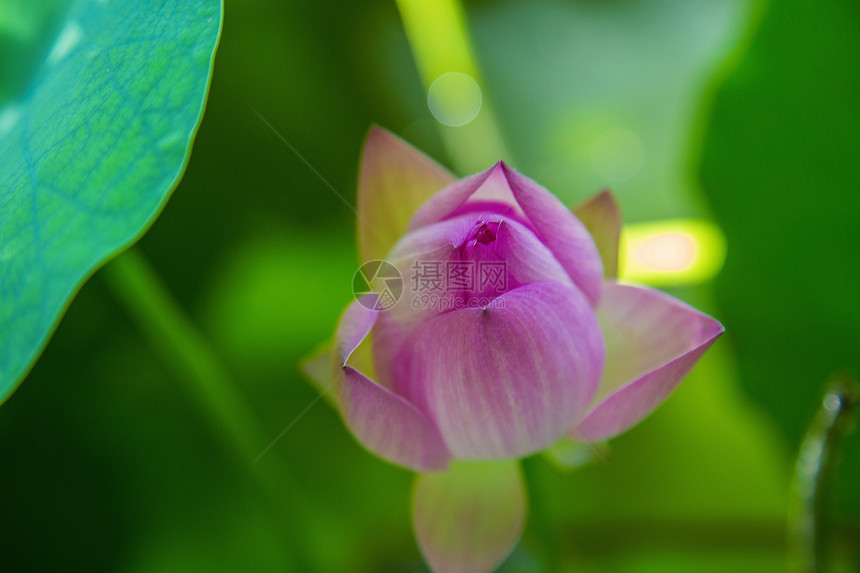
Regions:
[[498, 161, 522, 184], [363, 124, 397, 147], [334, 299, 378, 366], [707, 317, 727, 339], [594, 187, 618, 203], [572, 190, 622, 279], [299, 342, 334, 394], [589, 189, 622, 220]]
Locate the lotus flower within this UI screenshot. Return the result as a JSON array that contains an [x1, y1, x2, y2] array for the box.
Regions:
[[303, 127, 724, 573]]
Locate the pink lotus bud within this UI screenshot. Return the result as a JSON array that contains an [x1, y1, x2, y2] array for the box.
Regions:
[[303, 127, 724, 573]]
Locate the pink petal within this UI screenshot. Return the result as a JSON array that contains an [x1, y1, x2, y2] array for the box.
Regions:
[[334, 297, 377, 366], [383, 212, 571, 331], [408, 162, 604, 306], [370, 217, 466, 389], [394, 281, 604, 459], [413, 460, 526, 573], [340, 367, 451, 471], [494, 218, 573, 287], [572, 190, 622, 278], [408, 165, 500, 231], [357, 127, 455, 263], [372, 214, 574, 391], [572, 282, 725, 441], [332, 301, 451, 471], [500, 163, 604, 306]]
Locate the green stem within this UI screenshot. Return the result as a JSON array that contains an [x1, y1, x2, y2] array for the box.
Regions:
[[521, 455, 562, 572], [395, 0, 515, 173], [102, 247, 313, 567], [103, 248, 264, 460], [788, 373, 860, 573]]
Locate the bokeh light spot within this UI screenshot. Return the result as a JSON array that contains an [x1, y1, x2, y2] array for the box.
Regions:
[[427, 72, 482, 126], [636, 232, 698, 272], [620, 219, 726, 286]]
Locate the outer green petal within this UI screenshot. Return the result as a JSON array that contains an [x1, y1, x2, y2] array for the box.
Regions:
[[572, 189, 622, 278], [357, 127, 455, 263], [413, 460, 526, 573], [299, 342, 337, 407]]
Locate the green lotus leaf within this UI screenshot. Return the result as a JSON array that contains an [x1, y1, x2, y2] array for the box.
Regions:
[[0, 0, 222, 402]]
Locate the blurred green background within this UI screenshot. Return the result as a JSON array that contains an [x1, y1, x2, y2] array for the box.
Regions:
[[2, 0, 859, 571]]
